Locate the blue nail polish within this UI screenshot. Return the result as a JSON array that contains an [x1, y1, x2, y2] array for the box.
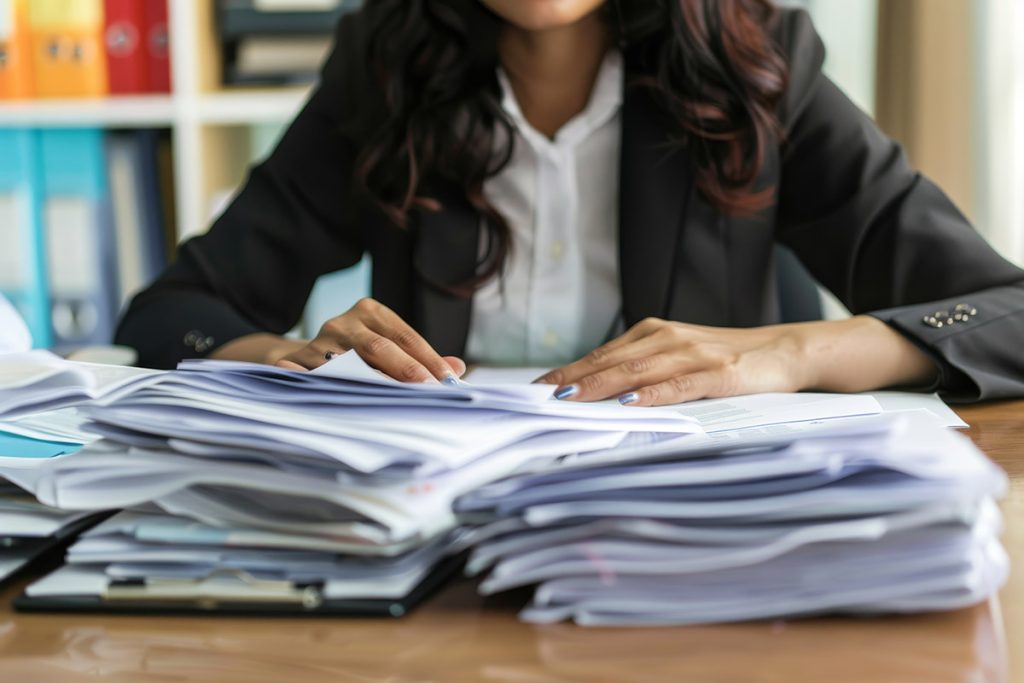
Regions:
[[619, 392, 639, 405], [442, 373, 463, 386], [554, 385, 578, 400]]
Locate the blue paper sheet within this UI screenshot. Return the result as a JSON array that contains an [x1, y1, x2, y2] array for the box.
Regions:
[[0, 431, 83, 459]]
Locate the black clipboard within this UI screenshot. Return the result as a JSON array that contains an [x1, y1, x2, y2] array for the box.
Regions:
[[0, 512, 112, 590], [14, 553, 465, 617], [0, 537, 63, 588]]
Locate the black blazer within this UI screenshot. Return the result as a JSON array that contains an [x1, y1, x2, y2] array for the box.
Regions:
[[117, 8, 1024, 402]]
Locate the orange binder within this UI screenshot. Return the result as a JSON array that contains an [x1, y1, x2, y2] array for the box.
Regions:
[[0, 0, 33, 99], [28, 0, 108, 98]]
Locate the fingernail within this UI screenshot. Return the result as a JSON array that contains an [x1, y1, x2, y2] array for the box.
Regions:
[[618, 392, 639, 405], [554, 385, 578, 400], [442, 373, 463, 386]]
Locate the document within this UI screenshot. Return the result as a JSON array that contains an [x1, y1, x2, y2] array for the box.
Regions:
[[0, 351, 162, 419], [464, 366, 965, 429], [457, 409, 1008, 625], [23, 510, 463, 614], [0, 479, 105, 588], [521, 533, 1007, 626], [4, 353, 701, 552], [462, 499, 989, 576], [0, 430, 83, 459], [868, 391, 968, 428], [0, 408, 95, 444], [0, 484, 97, 537], [466, 367, 550, 385], [9, 358, 1000, 625]]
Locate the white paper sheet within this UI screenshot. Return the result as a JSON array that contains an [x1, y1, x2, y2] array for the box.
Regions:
[[463, 367, 966, 430], [0, 352, 161, 419]]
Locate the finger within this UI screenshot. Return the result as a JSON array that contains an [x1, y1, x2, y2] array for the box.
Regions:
[[618, 370, 725, 407], [274, 359, 308, 372], [277, 343, 341, 371], [555, 354, 693, 402], [367, 308, 461, 382], [444, 356, 467, 377], [350, 331, 435, 383], [536, 323, 664, 386]]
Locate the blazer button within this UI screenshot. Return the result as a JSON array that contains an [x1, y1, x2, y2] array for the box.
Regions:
[[922, 304, 977, 329], [183, 330, 215, 352], [953, 303, 977, 322]]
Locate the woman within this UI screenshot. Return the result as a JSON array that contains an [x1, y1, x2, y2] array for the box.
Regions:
[[117, 0, 1024, 405]]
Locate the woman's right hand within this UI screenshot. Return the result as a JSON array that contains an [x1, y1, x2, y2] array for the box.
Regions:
[[272, 298, 466, 382]]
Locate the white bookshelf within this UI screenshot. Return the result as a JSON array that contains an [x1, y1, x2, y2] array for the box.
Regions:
[[0, 95, 176, 126], [195, 88, 311, 124], [0, 0, 311, 243]]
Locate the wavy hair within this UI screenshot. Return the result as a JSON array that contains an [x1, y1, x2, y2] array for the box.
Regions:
[[355, 0, 788, 290]]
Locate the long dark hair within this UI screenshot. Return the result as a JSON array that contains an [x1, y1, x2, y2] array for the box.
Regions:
[[355, 0, 788, 290]]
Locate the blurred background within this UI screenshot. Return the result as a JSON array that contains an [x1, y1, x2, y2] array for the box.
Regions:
[[0, 0, 1021, 354]]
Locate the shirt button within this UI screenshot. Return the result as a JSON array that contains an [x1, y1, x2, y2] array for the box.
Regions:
[[550, 241, 565, 261], [543, 329, 560, 348]]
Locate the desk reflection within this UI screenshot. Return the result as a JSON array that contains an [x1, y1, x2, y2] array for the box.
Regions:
[[0, 580, 1009, 683], [485, 600, 1009, 683]]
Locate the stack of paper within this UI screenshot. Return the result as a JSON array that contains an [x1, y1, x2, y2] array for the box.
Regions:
[[0, 412, 100, 586], [20, 510, 461, 615], [0, 477, 102, 587], [6, 353, 701, 611], [0, 351, 162, 420], [455, 414, 1009, 625]]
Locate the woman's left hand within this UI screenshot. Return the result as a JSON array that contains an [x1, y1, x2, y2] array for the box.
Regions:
[[535, 315, 938, 406]]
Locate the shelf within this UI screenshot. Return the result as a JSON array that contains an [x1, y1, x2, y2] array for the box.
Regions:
[[195, 87, 313, 124], [0, 2, 320, 242], [0, 95, 177, 127], [0, 88, 313, 128]]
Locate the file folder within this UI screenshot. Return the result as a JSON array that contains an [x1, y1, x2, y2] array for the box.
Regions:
[[142, 0, 169, 93], [0, 0, 32, 98], [28, 0, 108, 97], [106, 129, 169, 307], [0, 128, 51, 348], [39, 129, 119, 351], [103, 0, 148, 94], [15, 554, 465, 617]]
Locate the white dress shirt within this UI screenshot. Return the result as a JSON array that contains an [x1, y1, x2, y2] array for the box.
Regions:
[[465, 50, 624, 366]]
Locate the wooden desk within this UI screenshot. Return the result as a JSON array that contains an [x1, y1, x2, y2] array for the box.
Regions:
[[1, 402, 1021, 683]]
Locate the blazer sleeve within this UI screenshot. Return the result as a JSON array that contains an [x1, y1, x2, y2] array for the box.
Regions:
[[115, 15, 368, 369], [773, 9, 1024, 402]]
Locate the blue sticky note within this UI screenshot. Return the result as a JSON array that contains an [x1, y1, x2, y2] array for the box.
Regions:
[[0, 431, 83, 459]]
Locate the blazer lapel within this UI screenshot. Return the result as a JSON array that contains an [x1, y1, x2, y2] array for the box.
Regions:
[[411, 185, 478, 357], [618, 80, 694, 326]]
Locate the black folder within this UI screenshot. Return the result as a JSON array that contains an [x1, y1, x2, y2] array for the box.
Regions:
[[0, 513, 111, 589], [14, 553, 464, 617]]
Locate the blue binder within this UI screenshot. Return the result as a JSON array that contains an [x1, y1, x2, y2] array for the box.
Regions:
[[38, 129, 118, 351], [105, 129, 169, 309], [0, 128, 50, 348]]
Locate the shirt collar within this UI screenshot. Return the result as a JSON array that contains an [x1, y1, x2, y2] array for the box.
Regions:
[[497, 49, 624, 147]]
